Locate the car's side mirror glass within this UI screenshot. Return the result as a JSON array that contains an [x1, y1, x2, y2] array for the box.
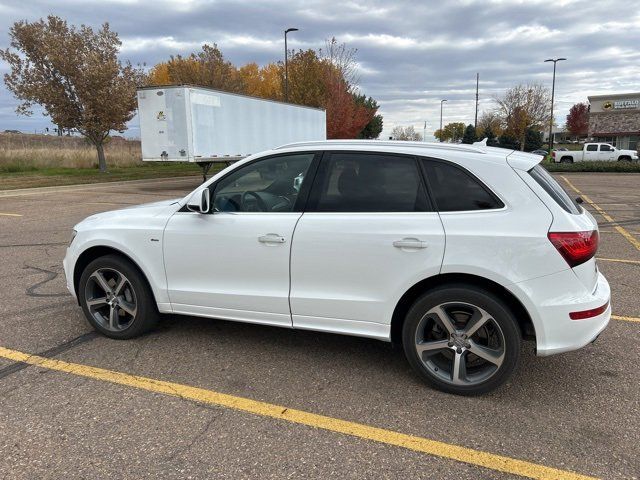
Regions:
[[187, 188, 210, 213]]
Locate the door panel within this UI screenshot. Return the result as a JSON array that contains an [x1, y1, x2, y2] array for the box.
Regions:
[[164, 212, 301, 326], [290, 213, 445, 332]]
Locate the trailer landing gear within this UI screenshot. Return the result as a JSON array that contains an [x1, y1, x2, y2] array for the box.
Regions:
[[197, 161, 214, 182]]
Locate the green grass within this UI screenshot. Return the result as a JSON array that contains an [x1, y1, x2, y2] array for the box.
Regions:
[[543, 159, 640, 172], [0, 162, 226, 190]]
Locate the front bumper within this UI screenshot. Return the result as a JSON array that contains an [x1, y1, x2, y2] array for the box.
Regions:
[[511, 270, 611, 356]]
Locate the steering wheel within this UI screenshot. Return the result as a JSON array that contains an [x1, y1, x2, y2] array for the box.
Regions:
[[240, 191, 268, 212]]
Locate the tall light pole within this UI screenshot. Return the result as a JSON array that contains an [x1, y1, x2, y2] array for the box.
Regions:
[[544, 57, 566, 153], [284, 28, 299, 102], [439, 99, 447, 142], [474, 73, 479, 130]]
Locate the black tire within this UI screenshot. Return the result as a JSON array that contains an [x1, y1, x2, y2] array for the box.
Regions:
[[560, 157, 573, 163], [79, 254, 158, 339], [402, 284, 521, 395], [617, 156, 631, 162]]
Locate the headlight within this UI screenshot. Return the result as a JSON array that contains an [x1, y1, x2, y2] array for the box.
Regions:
[[69, 229, 77, 246]]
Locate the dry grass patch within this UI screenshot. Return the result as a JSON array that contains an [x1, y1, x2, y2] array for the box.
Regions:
[[0, 133, 142, 171]]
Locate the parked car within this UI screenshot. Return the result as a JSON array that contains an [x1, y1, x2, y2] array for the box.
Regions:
[[553, 143, 638, 163], [530, 149, 548, 156], [63, 140, 610, 395]]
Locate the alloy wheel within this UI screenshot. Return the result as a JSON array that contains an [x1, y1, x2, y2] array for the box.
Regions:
[[84, 268, 138, 332], [414, 302, 506, 386]]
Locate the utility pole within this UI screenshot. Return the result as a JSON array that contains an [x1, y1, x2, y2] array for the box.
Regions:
[[439, 99, 447, 142], [284, 28, 299, 102], [474, 73, 479, 130], [544, 58, 566, 153]]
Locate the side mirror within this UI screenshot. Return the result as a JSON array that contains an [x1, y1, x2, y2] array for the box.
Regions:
[[187, 188, 210, 213]]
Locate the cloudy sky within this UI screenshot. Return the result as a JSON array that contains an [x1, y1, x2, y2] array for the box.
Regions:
[[1, 0, 639, 140]]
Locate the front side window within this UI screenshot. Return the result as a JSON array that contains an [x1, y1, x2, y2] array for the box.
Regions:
[[422, 160, 504, 212], [311, 153, 428, 212], [212, 153, 314, 212], [600, 144, 612, 152]]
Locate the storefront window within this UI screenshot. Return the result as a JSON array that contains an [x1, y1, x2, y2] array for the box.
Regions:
[[630, 136, 639, 151], [618, 136, 629, 149]]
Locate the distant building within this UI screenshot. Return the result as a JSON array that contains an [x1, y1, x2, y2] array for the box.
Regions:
[[542, 126, 574, 144], [588, 93, 640, 151]]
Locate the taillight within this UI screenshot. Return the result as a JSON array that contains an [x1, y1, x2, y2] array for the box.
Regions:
[[552, 151, 556, 158], [548, 230, 599, 267]]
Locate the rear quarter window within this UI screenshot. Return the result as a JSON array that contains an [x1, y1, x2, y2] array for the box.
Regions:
[[422, 159, 504, 212], [528, 164, 581, 214]]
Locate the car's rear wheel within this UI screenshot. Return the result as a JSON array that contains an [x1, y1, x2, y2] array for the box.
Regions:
[[560, 157, 573, 163], [79, 255, 157, 339], [402, 285, 521, 395]]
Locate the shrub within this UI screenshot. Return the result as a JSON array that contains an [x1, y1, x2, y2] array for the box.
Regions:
[[544, 160, 640, 173]]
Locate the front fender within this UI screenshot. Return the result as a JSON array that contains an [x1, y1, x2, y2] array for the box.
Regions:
[[65, 230, 171, 310]]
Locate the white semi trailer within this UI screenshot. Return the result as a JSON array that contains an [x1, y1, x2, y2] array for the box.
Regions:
[[137, 85, 326, 178]]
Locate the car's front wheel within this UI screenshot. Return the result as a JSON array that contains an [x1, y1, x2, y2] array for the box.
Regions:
[[402, 285, 521, 395], [79, 254, 157, 339]]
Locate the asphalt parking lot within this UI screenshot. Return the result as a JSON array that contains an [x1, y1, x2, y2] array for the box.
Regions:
[[0, 173, 638, 479]]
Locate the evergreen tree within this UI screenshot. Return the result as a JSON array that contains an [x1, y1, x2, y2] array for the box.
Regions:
[[498, 133, 520, 150], [482, 125, 497, 146], [462, 124, 477, 144], [524, 127, 544, 152]]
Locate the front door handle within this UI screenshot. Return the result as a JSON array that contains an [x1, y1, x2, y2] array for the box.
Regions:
[[393, 238, 428, 249], [258, 234, 286, 244]]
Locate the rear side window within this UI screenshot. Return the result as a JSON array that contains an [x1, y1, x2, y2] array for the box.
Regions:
[[422, 160, 504, 211], [310, 153, 429, 212], [528, 164, 580, 214], [586, 144, 598, 151]]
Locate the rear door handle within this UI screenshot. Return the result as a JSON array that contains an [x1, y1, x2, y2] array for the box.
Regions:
[[393, 238, 428, 249], [258, 234, 286, 244]]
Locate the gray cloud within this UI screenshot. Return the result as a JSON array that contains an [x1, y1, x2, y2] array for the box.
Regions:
[[1, 0, 639, 139]]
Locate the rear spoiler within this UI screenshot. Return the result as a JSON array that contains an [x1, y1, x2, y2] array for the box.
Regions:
[[506, 150, 543, 171], [473, 138, 542, 171]]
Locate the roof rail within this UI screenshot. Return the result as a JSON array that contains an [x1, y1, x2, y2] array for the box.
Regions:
[[275, 139, 486, 154]]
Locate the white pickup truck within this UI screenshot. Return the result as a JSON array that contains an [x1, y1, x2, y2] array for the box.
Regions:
[[552, 143, 638, 163]]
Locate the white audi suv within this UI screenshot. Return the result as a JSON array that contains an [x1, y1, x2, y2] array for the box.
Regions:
[[63, 140, 610, 395]]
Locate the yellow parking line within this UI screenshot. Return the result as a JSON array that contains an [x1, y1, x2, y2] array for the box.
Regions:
[[0, 212, 22, 217], [0, 346, 596, 480], [612, 315, 640, 323], [561, 176, 640, 252], [597, 257, 640, 265]]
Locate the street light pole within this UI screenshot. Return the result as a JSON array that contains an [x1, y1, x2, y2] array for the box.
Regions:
[[284, 28, 299, 102], [439, 99, 447, 142], [544, 57, 566, 154], [474, 73, 479, 130]]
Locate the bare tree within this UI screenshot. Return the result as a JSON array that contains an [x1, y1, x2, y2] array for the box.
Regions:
[[391, 125, 423, 141], [476, 111, 503, 137], [1, 16, 145, 172], [320, 37, 360, 89], [494, 83, 551, 151]]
